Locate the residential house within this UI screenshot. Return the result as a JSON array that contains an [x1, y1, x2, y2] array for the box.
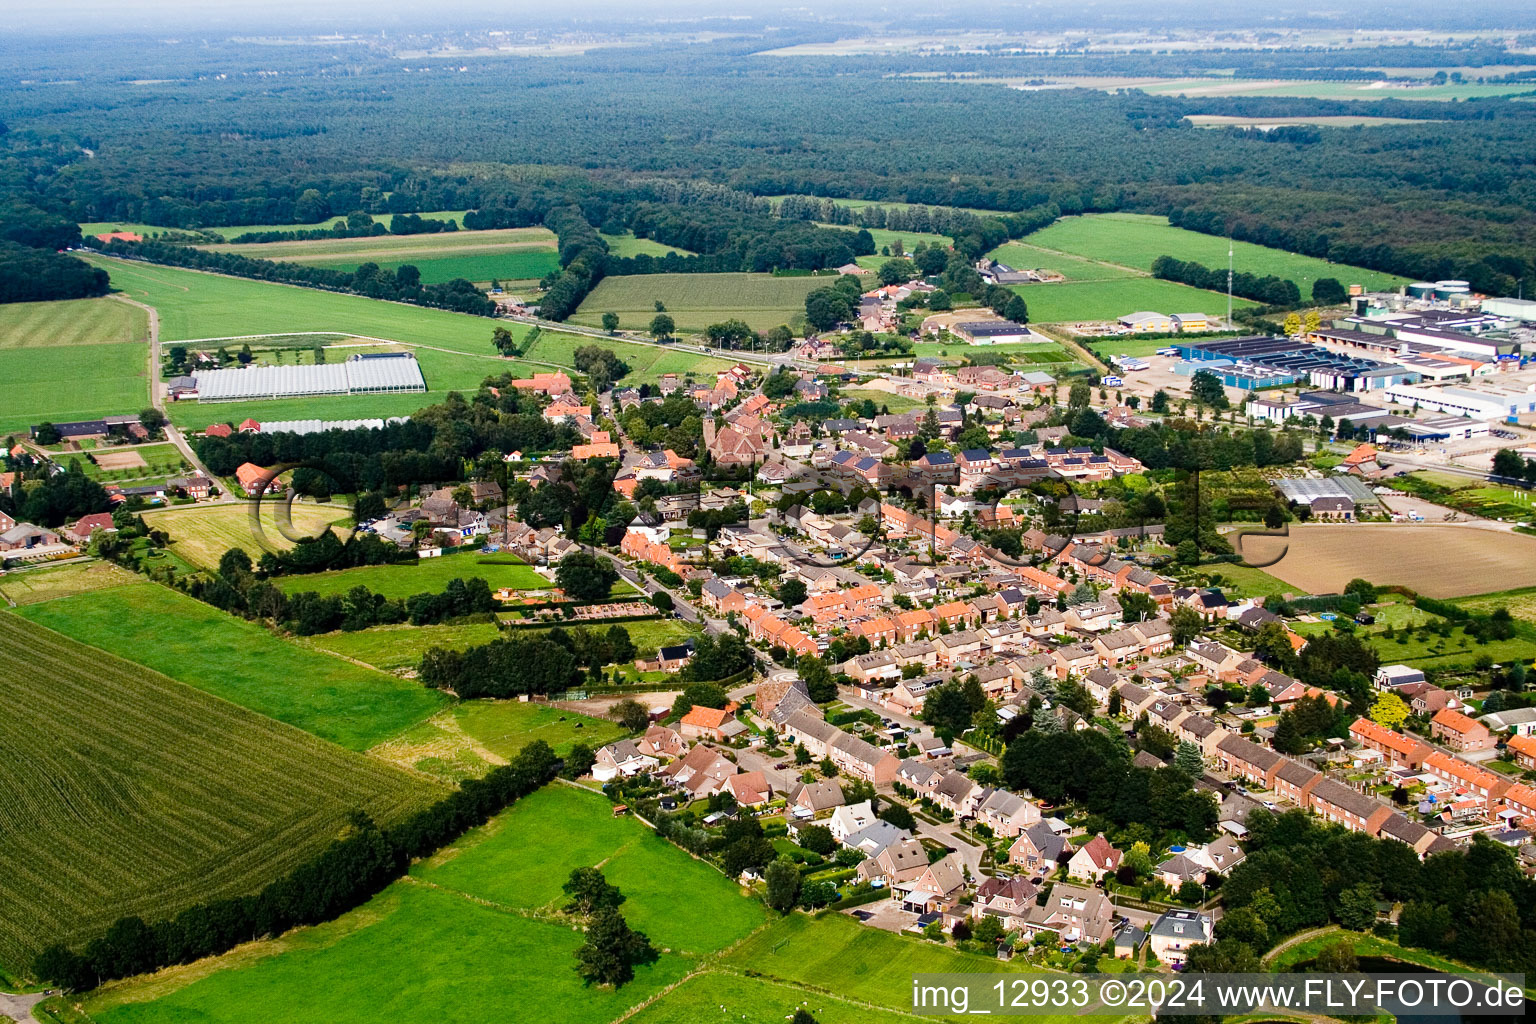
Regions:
[[895, 853, 967, 913], [1349, 718, 1432, 768], [1148, 910, 1212, 968], [976, 789, 1041, 837], [828, 800, 877, 842], [64, 512, 117, 544], [723, 771, 772, 807], [971, 876, 1040, 928], [679, 704, 745, 743], [1020, 883, 1115, 945], [1215, 736, 1284, 787], [1008, 821, 1074, 874], [789, 779, 845, 816], [592, 740, 659, 782], [1431, 708, 1497, 753], [1066, 834, 1122, 882], [1271, 759, 1322, 809], [637, 726, 687, 760], [1308, 778, 1394, 835], [858, 837, 929, 887], [1093, 628, 1143, 666], [660, 744, 736, 798]]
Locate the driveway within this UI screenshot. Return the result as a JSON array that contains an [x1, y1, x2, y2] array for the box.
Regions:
[[846, 895, 917, 933], [0, 991, 46, 1024], [912, 817, 986, 879]]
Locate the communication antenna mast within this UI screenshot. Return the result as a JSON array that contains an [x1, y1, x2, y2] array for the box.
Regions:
[[1227, 236, 1234, 328]]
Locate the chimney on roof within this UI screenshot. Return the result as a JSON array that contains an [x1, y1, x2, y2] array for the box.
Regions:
[[703, 415, 717, 450]]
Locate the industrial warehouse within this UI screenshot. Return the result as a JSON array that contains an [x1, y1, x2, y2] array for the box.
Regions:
[[189, 352, 428, 402], [1171, 335, 1420, 392]]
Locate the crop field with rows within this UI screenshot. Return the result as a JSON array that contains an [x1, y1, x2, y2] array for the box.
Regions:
[[0, 614, 445, 974]]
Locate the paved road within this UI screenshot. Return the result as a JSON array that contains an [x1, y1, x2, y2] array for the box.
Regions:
[[111, 291, 226, 493], [0, 990, 46, 1024]]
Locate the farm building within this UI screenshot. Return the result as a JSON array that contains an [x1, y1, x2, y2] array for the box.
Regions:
[[951, 321, 1033, 345], [252, 417, 410, 436], [29, 414, 144, 442], [1275, 476, 1380, 514], [1118, 312, 1173, 333], [193, 353, 426, 402]]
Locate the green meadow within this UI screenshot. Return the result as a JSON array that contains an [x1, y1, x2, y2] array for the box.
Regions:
[[453, 701, 630, 760], [199, 226, 560, 285], [81, 210, 473, 240], [519, 329, 737, 382], [16, 583, 445, 750], [276, 552, 548, 599], [87, 786, 765, 1024], [0, 342, 150, 434], [571, 271, 836, 332], [598, 230, 696, 258], [0, 295, 147, 348], [1019, 213, 1410, 293], [1007, 276, 1258, 324]]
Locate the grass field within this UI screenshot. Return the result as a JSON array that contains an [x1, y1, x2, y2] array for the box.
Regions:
[[83, 256, 711, 424], [72, 442, 190, 485], [819, 222, 954, 251], [94, 882, 695, 1024], [88, 255, 535, 354], [87, 786, 762, 1024], [571, 272, 836, 332], [0, 343, 149, 435], [453, 702, 630, 761], [276, 552, 547, 599], [413, 786, 765, 953], [1007, 276, 1259, 324], [310, 616, 697, 674], [984, 242, 1142, 283], [1455, 585, 1536, 623], [1137, 78, 1536, 102], [1362, 620, 1536, 670], [0, 560, 142, 606], [628, 972, 923, 1024], [367, 701, 631, 780], [519, 331, 737, 383], [199, 227, 554, 260], [16, 583, 446, 750], [305, 622, 504, 673], [724, 913, 1101, 1024], [0, 614, 441, 975], [166, 393, 445, 433], [81, 210, 473, 240], [599, 230, 696, 258], [0, 296, 147, 348], [841, 388, 931, 413], [200, 227, 560, 286], [1243, 525, 1536, 599], [1019, 213, 1410, 293], [143, 502, 354, 570]]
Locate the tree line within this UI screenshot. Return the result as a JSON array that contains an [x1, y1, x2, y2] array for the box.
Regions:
[[1150, 254, 1303, 307], [34, 740, 561, 993], [95, 238, 497, 317], [181, 547, 500, 636], [0, 458, 111, 529], [0, 241, 109, 303], [224, 211, 460, 245], [1208, 809, 1536, 975]]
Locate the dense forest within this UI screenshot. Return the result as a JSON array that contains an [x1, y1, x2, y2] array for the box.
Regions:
[[0, 240, 108, 302], [2, 33, 1536, 297]]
